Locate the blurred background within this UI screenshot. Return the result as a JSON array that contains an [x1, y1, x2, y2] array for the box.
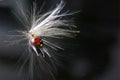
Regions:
[[0, 0, 118, 80]]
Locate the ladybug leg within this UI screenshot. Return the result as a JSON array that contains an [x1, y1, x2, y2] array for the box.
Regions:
[[39, 41, 43, 47], [31, 45, 45, 57]]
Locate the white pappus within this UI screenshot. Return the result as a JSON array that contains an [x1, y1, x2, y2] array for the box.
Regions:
[[10, 0, 80, 80], [15, 0, 80, 57]]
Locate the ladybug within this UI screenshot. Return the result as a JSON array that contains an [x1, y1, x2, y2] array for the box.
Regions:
[[30, 37, 43, 47]]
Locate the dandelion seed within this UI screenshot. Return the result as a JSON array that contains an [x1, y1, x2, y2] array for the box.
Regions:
[[8, 0, 80, 80]]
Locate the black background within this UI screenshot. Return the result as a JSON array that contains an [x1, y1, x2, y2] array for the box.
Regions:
[[0, 0, 118, 80]]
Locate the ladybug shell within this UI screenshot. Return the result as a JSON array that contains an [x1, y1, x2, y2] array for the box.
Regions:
[[30, 37, 42, 46]]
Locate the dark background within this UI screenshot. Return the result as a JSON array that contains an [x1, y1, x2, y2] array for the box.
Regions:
[[0, 0, 118, 80]]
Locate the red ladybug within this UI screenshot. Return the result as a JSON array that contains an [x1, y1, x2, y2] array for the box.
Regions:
[[30, 37, 42, 46]]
